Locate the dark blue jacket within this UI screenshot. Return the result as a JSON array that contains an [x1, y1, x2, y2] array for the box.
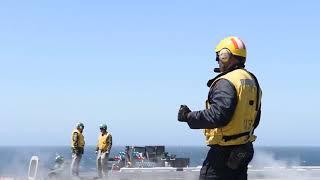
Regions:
[[187, 76, 261, 129]]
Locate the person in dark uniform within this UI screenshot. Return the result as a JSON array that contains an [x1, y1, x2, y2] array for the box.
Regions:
[[178, 36, 262, 180]]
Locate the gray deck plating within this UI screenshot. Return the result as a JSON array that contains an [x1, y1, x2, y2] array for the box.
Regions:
[[79, 166, 320, 180], [26, 156, 320, 180]]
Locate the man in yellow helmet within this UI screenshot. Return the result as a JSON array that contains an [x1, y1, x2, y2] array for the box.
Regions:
[[96, 123, 112, 178], [178, 36, 262, 180], [70, 122, 85, 176]]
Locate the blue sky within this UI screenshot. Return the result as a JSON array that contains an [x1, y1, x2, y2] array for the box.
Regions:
[[0, 0, 319, 146]]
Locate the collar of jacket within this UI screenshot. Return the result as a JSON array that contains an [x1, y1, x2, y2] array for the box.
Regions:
[[207, 64, 245, 87]]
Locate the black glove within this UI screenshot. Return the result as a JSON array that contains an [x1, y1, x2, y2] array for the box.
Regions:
[[178, 105, 191, 122], [80, 147, 84, 154], [72, 148, 79, 155], [72, 147, 83, 155]]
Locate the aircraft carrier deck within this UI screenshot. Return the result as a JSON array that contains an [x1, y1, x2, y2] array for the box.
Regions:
[[23, 165, 320, 180]]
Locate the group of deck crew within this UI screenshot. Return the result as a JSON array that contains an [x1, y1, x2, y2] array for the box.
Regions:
[[70, 122, 112, 179]]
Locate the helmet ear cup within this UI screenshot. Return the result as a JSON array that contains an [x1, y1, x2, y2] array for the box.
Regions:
[[218, 49, 232, 63]]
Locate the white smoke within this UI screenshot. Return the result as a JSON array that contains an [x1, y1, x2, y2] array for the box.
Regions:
[[0, 149, 56, 179], [2, 148, 319, 180], [0, 149, 35, 177], [26, 151, 320, 180], [250, 150, 317, 180]]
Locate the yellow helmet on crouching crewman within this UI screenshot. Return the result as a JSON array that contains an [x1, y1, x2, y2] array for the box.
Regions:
[[215, 36, 247, 62]]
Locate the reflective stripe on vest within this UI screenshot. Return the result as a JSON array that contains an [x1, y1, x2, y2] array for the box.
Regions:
[[71, 129, 85, 148], [98, 132, 111, 152], [204, 68, 262, 146]]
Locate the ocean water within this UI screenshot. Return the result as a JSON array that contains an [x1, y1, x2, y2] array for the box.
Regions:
[[0, 146, 320, 176]]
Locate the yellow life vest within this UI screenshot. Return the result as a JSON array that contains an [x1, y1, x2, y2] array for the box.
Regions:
[[71, 129, 85, 148], [204, 68, 262, 146], [98, 132, 111, 152]]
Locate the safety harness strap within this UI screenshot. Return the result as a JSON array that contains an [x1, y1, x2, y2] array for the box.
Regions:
[[222, 131, 250, 142]]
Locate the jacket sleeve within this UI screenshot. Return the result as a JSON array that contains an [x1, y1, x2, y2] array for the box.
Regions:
[[72, 132, 79, 149], [107, 134, 112, 152], [96, 137, 99, 151], [187, 79, 237, 129]]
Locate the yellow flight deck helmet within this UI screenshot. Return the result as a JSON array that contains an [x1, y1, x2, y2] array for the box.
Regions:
[[215, 36, 247, 63]]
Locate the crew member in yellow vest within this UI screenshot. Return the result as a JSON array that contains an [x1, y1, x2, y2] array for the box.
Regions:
[[178, 36, 262, 180], [70, 122, 85, 176], [96, 123, 112, 178]]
